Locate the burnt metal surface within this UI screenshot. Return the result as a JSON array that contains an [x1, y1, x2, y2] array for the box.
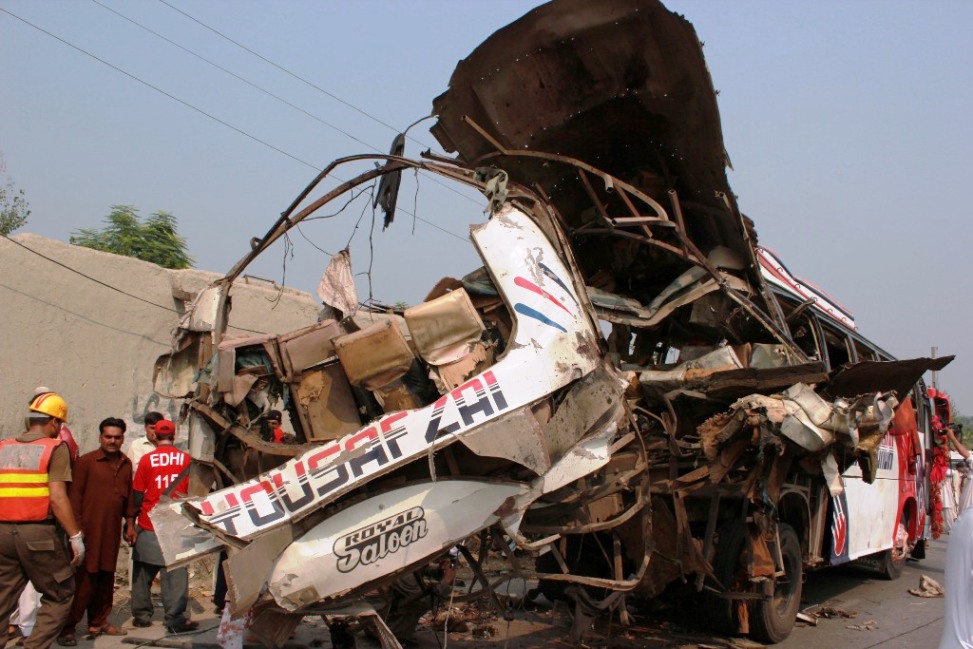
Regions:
[[432, 0, 738, 257], [826, 355, 954, 399]]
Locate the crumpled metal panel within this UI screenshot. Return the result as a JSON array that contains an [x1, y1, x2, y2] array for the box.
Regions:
[[182, 285, 222, 332], [431, 0, 743, 257], [826, 356, 954, 400], [153, 337, 200, 399], [268, 480, 528, 609]]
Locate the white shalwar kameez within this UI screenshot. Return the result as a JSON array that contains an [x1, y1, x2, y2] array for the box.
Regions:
[[939, 507, 973, 649]]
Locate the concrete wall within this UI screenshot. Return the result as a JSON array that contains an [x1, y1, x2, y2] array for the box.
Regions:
[[0, 234, 321, 452]]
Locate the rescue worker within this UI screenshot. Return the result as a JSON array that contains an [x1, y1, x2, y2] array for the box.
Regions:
[[0, 393, 85, 649], [126, 419, 197, 633], [31, 388, 79, 463]]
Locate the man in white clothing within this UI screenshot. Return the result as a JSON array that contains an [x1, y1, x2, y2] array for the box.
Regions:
[[127, 412, 162, 470], [946, 426, 973, 513], [938, 506, 973, 649]]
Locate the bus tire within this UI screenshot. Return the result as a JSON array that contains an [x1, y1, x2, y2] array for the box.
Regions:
[[878, 547, 905, 580], [705, 520, 747, 636], [750, 523, 803, 644]]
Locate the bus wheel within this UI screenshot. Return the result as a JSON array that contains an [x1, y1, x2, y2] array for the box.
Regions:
[[750, 523, 803, 644], [705, 520, 747, 636], [878, 523, 908, 580]]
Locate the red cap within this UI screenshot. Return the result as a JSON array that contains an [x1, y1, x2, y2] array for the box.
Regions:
[[155, 419, 176, 437]]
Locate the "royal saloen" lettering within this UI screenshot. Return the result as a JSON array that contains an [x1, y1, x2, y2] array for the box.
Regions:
[[334, 506, 428, 573]]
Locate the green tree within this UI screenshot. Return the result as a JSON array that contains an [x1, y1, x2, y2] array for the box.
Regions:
[[952, 410, 973, 446], [0, 157, 30, 235], [71, 205, 193, 269]]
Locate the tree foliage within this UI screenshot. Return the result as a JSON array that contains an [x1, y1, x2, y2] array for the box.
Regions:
[[953, 412, 973, 446], [70, 205, 194, 269], [0, 157, 30, 236]]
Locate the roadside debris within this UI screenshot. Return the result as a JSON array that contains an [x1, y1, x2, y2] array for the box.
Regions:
[[908, 575, 945, 598], [811, 606, 858, 620], [846, 620, 879, 632], [794, 612, 816, 627]]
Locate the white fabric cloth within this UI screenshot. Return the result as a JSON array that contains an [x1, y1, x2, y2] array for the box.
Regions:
[[11, 583, 39, 636], [216, 603, 252, 649], [958, 455, 973, 514], [127, 436, 156, 472], [943, 468, 959, 532], [938, 507, 973, 649]]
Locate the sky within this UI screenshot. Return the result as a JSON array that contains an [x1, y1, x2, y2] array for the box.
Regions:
[[2, 1, 972, 409]]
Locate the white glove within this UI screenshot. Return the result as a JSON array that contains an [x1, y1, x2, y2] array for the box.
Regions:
[[69, 531, 85, 567]]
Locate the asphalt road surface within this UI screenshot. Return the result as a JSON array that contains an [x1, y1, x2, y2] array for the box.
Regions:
[[775, 537, 947, 649], [17, 536, 949, 649], [411, 536, 951, 648]]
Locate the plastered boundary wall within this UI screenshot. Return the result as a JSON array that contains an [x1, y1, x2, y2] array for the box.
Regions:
[[0, 234, 320, 453]]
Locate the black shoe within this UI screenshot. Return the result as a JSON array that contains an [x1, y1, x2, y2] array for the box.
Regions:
[[166, 621, 199, 634], [132, 619, 152, 628]]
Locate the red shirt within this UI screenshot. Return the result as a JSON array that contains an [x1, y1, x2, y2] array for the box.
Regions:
[[132, 445, 189, 531], [58, 424, 80, 462]]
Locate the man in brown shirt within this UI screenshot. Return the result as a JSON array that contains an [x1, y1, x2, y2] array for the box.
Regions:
[[0, 393, 84, 649], [57, 418, 133, 646]]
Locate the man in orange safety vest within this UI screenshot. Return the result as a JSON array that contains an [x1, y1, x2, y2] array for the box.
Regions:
[[0, 392, 85, 649]]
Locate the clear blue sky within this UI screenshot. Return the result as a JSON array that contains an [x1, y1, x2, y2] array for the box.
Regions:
[[2, 1, 971, 410]]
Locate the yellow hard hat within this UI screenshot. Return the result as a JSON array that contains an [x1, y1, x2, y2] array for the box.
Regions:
[[29, 392, 68, 422]]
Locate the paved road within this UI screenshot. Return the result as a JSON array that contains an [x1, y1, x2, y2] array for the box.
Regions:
[[14, 536, 948, 649], [775, 537, 947, 649]]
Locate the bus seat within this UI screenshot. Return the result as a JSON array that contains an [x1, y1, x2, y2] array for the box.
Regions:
[[291, 361, 362, 441], [334, 320, 421, 412], [405, 288, 491, 391], [278, 319, 345, 379]]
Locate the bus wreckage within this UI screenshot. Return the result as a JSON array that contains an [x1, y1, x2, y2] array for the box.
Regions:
[[151, 0, 953, 645]]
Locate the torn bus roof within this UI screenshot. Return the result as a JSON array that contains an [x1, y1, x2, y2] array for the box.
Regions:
[[431, 0, 743, 263]]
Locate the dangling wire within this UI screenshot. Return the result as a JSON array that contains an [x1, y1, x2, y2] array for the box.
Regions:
[[268, 232, 294, 308], [412, 168, 421, 236]]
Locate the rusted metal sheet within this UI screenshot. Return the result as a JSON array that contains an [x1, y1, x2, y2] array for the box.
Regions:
[[431, 0, 741, 259], [826, 356, 954, 399]]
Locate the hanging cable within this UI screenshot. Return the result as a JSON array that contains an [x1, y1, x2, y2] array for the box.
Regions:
[[0, 6, 473, 244], [95, 0, 482, 209], [156, 0, 437, 151], [89, 0, 377, 153], [0, 6, 319, 170]]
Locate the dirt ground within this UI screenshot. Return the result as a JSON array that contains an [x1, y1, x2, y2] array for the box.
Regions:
[[6, 539, 947, 649]]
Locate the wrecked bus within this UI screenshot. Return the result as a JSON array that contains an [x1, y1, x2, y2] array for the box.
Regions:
[[151, 0, 952, 644]]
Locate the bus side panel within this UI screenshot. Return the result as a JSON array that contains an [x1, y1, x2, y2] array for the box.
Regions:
[[828, 491, 852, 565], [842, 437, 899, 561]]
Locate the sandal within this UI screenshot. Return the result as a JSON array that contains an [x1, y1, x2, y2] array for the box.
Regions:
[[166, 620, 199, 634], [88, 625, 127, 637], [56, 632, 77, 647]]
